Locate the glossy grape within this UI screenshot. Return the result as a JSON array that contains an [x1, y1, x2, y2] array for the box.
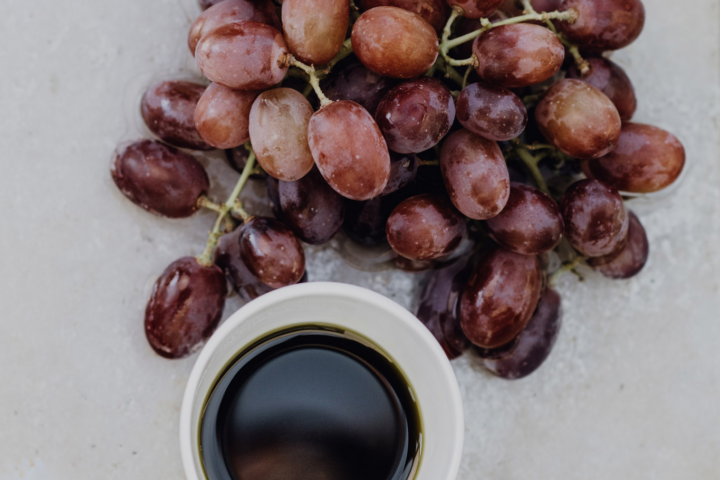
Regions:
[[214, 227, 274, 299], [196, 21, 288, 90], [141, 81, 212, 151], [239, 217, 306, 288], [343, 197, 394, 246], [382, 152, 418, 196], [560, 179, 629, 257], [460, 247, 543, 349], [308, 100, 391, 200], [359, 0, 448, 32], [248, 88, 315, 181], [485, 183, 564, 256], [194, 83, 260, 149], [145, 257, 227, 359], [440, 129, 510, 220], [375, 78, 455, 154], [473, 336, 520, 360], [531, 0, 561, 12], [481, 287, 562, 379], [321, 62, 398, 115], [568, 57, 637, 121], [582, 123, 686, 193], [188, 0, 281, 56], [352, 7, 438, 79], [447, 0, 503, 19], [535, 79, 621, 160], [386, 194, 467, 260], [451, 10, 508, 59], [559, 0, 645, 51], [282, 0, 349, 65], [278, 167, 346, 245], [472, 24, 564, 88], [588, 212, 649, 279], [112, 140, 209, 218], [456, 82, 527, 141]]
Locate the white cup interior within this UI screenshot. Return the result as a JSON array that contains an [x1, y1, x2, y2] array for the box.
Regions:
[[180, 282, 464, 480]]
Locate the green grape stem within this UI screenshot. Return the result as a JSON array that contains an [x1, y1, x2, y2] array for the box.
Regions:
[[513, 145, 551, 196], [550, 255, 586, 285]]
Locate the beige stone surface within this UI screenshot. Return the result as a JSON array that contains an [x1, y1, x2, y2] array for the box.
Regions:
[[0, 0, 718, 478]]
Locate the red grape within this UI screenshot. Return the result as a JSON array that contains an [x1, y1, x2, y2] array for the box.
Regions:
[[112, 140, 209, 218], [343, 197, 395, 246], [239, 217, 306, 288], [560, 179, 629, 257], [452, 10, 508, 59], [473, 336, 520, 360], [456, 82, 527, 141], [531, 0, 561, 12], [145, 257, 227, 359], [194, 83, 260, 149], [351, 7, 438, 79], [472, 24, 564, 88], [588, 211, 649, 279], [382, 152, 418, 196], [282, 0, 349, 65], [375, 77, 456, 154], [308, 100, 391, 200], [321, 62, 398, 115], [440, 129, 510, 220], [460, 247, 543, 349], [485, 183, 564, 256], [214, 227, 274, 300], [559, 0, 645, 51], [358, 0, 448, 33], [140, 81, 212, 151], [535, 79, 621, 160], [581, 123, 686, 193], [196, 21, 288, 90], [447, 0, 503, 19], [568, 57, 637, 121]]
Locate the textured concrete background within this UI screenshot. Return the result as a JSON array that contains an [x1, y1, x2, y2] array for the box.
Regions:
[[1, 0, 719, 478]]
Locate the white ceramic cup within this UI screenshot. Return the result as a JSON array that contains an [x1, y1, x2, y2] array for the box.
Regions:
[[180, 282, 464, 480]]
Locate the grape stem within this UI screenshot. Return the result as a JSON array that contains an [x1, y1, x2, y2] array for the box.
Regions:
[[289, 56, 333, 107], [513, 145, 550, 195], [550, 255, 586, 286], [322, 38, 354, 74], [435, 56, 465, 86], [197, 195, 223, 213], [231, 202, 252, 222], [196, 143, 257, 267], [461, 65, 472, 89], [557, 33, 590, 75]]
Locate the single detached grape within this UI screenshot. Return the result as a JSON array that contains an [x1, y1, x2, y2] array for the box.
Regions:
[[321, 62, 398, 116], [249, 88, 315, 181], [472, 24, 564, 88], [352, 7, 438, 79], [111, 140, 209, 218], [559, 0, 645, 51], [194, 83, 260, 149], [440, 129, 510, 220], [560, 179, 629, 257], [446, 0, 503, 19], [141, 81, 212, 151], [588, 211, 649, 279], [359, 0, 448, 32], [214, 227, 274, 299], [460, 247, 543, 349], [196, 21, 288, 90], [535, 79, 621, 160], [582, 123, 686, 193], [145, 257, 227, 359], [278, 167, 346, 245], [282, 0, 349, 65], [456, 82, 528, 141], [188, 0, 281, 56], [481, 287, 562, 379], [568, 57, 637, 121], [382, 152, 418, 196], [485, 183, 564, 256], [386, 194, 467, 260], [308, 100, 390, 201], [375, 77, 456, 154]]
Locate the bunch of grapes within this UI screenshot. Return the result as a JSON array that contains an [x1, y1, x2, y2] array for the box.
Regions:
[[112, 0, 685, 378]]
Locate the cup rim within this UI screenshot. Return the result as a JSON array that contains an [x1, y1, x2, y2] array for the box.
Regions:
[[179, 282, 464, 480]]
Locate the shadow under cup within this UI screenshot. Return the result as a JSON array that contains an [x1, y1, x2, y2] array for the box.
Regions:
[[180, 283, 464, 480]]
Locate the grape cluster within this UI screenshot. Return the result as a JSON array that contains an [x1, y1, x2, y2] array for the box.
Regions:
[[112, 0, 684, 379]]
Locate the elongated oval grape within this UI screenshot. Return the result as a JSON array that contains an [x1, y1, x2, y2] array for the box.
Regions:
[[456, 82, 527, 141], [282, 0, 349, 65], [382, 152, 418, 196], [249, 88, 315, 181], [375, 78, 455, 154], [440, 129, 510, 220], [194, 83, 260, 149], [559, 0, 645, 51], [214, 227, 273, 300], [188, 0, 281, 55], [588, 211, 649, 279], [278, 168, 346, 245], [482, 287, 562, 379], [141, 81, 212, 151], [568, 57, 637, 121], [581, 123, 685, 193], [460, 247, 542, 349], [239, 217, 306, 288], [322, 62, 398, 115], [485, 183, 564, 256], [308, 100, 390, 200], [111, 140, 209, 218], [472, 24, 564, 88], [145, 257, 227, 359], [447, 0, 503, 19], [535, 79, 621, 160], [560, 179, 629, 257], [352, 7, 438, 79], [386, 194, 466, 260], [196, 21, 288, 90], [359, 0, 448, 32]]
